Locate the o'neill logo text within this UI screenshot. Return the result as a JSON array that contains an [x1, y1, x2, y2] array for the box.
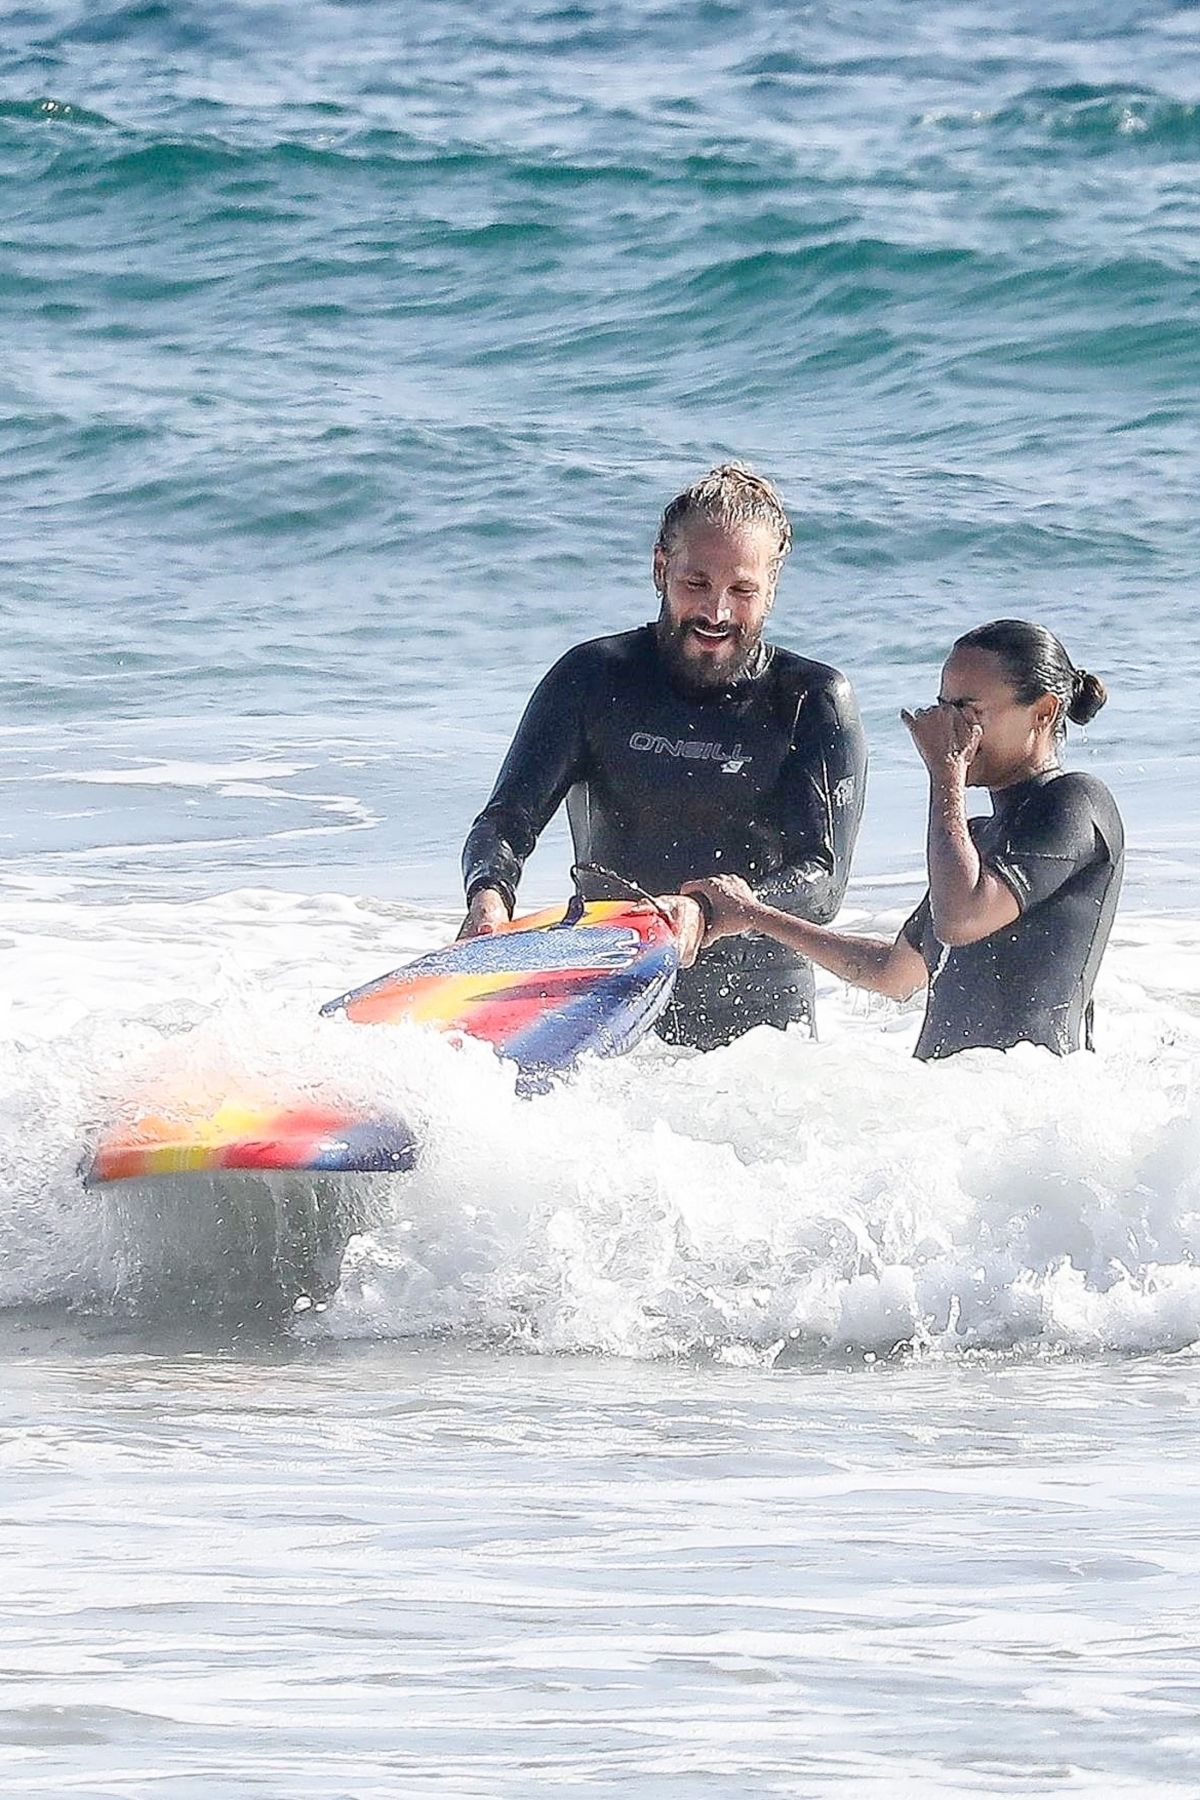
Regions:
[[629, 732, 749, 775]]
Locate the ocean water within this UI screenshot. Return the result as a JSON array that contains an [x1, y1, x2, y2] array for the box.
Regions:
[[3, 1, 1200, 1793]]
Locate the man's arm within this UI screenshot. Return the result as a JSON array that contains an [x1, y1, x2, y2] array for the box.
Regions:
[[752, 673, 867, 923], [460, 648, 590, 931]]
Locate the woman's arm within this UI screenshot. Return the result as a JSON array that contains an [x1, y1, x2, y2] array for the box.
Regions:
[[679, 876, 927, 1002], [901, 704, 1020, 946]]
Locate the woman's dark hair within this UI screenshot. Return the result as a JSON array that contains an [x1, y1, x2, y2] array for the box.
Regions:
[[954, 619, 1107, 733]]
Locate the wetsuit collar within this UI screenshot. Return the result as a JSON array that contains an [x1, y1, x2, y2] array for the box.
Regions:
[[989, 765, 1062, 816]]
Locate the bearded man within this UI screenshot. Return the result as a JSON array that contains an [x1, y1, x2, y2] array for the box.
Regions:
[[459, 463, 867, 1050]]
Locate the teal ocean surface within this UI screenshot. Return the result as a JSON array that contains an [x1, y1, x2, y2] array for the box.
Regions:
[[4, 5, 1200, 1795], [2, 0, 1198, 900]]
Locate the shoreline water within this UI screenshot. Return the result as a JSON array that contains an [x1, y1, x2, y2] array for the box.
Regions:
[[6, 1334, 1200, 1798]]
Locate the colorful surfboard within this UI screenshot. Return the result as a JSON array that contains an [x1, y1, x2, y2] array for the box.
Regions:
[[85, 899, 681, 1186], [321, 897, 680, 1084], [85, 1097, 420, 1187]]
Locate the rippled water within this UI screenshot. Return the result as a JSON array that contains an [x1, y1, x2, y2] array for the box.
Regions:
[[8, 1333, 1200, 1797], [3, 1, 1200, 1792]]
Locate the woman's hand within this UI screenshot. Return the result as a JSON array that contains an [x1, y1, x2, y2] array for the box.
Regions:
[[652, 894, 708, 968], [901, 702, 982, 780], [680, 875, 760, 947]]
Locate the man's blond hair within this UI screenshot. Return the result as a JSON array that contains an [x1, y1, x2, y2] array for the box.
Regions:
[[655, 462, 792, 571]]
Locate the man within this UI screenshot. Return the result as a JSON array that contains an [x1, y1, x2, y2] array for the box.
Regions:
[[459, 463, 867, 1050]]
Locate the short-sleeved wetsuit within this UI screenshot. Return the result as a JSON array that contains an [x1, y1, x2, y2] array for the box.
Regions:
[[901, 768, 1124, 1060], [462, 624, 867, 1049]]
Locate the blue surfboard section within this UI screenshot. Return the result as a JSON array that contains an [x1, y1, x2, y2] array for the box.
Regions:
[[502, 941, 680, 1089]]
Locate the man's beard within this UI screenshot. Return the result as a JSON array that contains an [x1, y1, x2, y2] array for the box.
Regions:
[[655, 604, 762, 696]]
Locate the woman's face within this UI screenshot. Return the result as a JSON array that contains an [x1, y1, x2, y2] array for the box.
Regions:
[[938, 645, 1059, 788]]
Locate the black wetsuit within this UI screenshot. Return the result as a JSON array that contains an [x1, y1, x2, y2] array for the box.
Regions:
[[463, 625, 867, 1049], [902, 768, 1124, 1060]]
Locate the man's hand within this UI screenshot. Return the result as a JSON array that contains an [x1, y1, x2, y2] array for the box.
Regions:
[[901, 702, 982, 780], [652, 894, 708, 969], [457, 887, 511, 940], [681, 875, 760, 948]]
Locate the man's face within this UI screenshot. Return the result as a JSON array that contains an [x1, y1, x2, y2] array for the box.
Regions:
[[653, 520, 779, 693]]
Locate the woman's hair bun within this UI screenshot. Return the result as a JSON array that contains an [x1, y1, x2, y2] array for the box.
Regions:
[[955, 619, 1109, 736], [1068, 668, 1107, 726]]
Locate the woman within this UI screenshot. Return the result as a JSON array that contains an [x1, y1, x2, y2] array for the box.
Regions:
[[680, 619, 1125, 1059]]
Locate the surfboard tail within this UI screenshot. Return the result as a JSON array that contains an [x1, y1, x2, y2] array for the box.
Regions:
[[85, 1102, 419, 1188]]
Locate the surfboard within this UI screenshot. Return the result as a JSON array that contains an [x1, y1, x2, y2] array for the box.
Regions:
[[85, 1098, 420, 1187], [85, 898, 680, 1188], [320, 896, 680, 1085]]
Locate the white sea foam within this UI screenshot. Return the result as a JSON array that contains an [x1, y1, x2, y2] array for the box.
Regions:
[[1, 889, 1197, 1359], [68, 759, 315, 787]]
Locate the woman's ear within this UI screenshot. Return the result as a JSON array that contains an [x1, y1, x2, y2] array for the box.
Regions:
[[1034, 694, 1060, 735]]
